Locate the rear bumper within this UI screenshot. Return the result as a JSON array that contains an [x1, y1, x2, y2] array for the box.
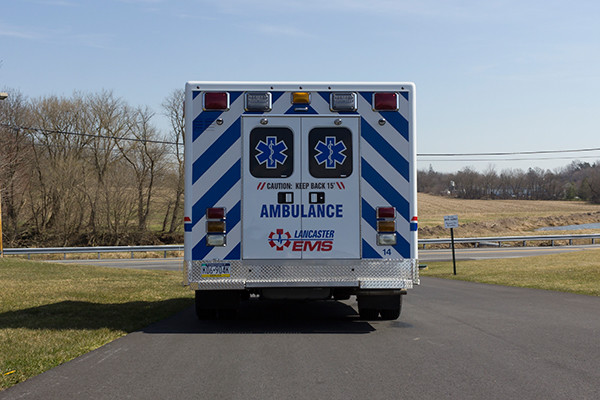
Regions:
[[184, 258, 419, 291]]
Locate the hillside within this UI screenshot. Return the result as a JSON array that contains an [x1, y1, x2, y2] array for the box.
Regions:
[[418, 193, 600, 238]]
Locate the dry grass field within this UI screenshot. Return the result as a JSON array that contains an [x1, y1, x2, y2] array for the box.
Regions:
[[418, 193, 600, 238]]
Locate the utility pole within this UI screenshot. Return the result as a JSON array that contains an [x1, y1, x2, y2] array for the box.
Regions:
[[0, 92, 6, 256]]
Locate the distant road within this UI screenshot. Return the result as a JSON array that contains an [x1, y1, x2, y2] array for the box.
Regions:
[[51, 244, 600, 270], [3, 277, 599, 399]]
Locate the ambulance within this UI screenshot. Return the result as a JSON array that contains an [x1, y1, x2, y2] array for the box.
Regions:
[[183, 82, 418, 320]]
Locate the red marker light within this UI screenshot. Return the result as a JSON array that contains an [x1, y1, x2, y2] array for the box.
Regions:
[[206, 207, 226, 220], [204, 92, 229, 110], [377, 207, 396, 219], [373, 93, 398, 111]]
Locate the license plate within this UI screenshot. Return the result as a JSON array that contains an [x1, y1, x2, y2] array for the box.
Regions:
[[201, 263, 231, 278]]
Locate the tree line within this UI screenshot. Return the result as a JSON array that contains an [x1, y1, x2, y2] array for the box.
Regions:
[[418, 163, 600, 203], [0, 88, 184, 247], [2, 87, 599, 247]]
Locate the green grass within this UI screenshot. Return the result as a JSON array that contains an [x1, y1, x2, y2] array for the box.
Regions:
[[0, 258, 193, 391], [420, 248, 600, 296]]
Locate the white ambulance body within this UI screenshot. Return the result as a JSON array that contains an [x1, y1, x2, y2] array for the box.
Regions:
[[184, 82, 418, 320]]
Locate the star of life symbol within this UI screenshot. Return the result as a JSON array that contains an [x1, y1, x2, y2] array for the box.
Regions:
[[268, 229, 291, 251], [314, 136, 347, 169], [255, 136, 288, 169]]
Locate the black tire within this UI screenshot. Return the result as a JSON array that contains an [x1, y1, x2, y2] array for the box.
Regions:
[[380, 308, 401, 320], [195, 306, 216, 320], [359, 308, 379, 320], [216, 308, 237, 320]]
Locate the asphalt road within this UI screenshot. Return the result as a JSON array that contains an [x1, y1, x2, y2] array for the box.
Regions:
[[50, 244, 600, 270], [2, 278, 599, 399]]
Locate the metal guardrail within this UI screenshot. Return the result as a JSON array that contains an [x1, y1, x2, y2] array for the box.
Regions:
[[2, 234, 599, 258], [420, 233, 600, 248], [3, 245, 184, 259]]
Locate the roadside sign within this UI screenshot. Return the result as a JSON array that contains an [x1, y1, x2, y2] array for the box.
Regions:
[[444, 215, 458, 275], [444, 215, 459, 229]]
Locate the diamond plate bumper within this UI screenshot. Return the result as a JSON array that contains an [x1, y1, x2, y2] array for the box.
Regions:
[[184, 259, 419, 291]]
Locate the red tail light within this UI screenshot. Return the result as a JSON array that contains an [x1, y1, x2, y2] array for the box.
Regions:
[[204, 92, 229, 110], [377, 207, 396, 219], [206, 207, 226, 220], [373, 93, 398, 111]]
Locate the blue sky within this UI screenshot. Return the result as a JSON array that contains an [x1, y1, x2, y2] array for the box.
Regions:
[[2, 0, 599, 172]]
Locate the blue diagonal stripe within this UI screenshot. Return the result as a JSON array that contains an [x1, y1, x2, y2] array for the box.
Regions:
[[362, 198, 411, 258], [284, 105, 319, 114], [191, 160, 241, 227], [192, 201, 241, 260], [361, 118, 409, 181], [224, 243, 241, 260], [362, 198, 377, 231], [379, 111, 409, 141], [193, 111, 222, 141], [361, 159, 409, 222], [362, 239, 382, 259], [192, 118, 241, 184]]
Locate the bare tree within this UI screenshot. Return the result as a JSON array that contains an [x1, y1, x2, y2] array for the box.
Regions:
[[0, 89, 33, 245], [161, 89, 185, 233], [117, 106, 167, 232]]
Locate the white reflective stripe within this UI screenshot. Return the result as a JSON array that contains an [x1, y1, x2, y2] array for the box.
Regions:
[[361, 218, 402, 258], [191, 139, 241, 194], [360, 138, 410, 199], [203, 219, 242, 259], [271, 93, 291, 114], [191, 182, 241, 242], [192, 95, 244, 154], [310, 93, 330, 113], [361, 179, 410, 231], [357, 95, 410, 160], [398, 92, 410, 121]]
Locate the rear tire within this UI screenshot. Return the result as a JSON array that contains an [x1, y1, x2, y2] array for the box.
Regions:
[[380, 308, 401, 320], [359, 308, 379, 320]]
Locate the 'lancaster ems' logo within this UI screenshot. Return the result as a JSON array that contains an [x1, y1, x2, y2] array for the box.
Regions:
[[268, 229, 292, 251]]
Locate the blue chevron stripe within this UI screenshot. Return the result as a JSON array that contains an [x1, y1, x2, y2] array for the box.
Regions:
[[361, 199, 411, 258], [193, 111, 222, 141], [284, 105, 319, 114], [192, 201, 241, 260], [361, 118, 409, 181], [192, 118, 240, 184], [362, 239, 381, 259], [224, 243, 241, 260], [379, 111, 409, 141], [361, 159, 409, 222], [191, 160, 241, 227]]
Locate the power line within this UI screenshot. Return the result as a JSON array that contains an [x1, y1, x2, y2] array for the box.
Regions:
[[1, 123, 182, 146], [418, 155, 600, 162], [418, 148, 600, 157]]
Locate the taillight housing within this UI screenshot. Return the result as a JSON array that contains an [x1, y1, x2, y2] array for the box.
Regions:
[[206, 207, 226, 246], [376, 206, 397, 246], [373, 92, 398, 111], [204, 92, 229, 111]]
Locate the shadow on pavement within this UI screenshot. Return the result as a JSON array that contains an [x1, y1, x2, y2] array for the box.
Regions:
[[0, 299, 193, 332], [144, 299, 381, 335]]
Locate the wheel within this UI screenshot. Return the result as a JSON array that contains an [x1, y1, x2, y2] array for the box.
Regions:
[[380, 295, 403, 320], [195, 306, 216, 320], [216, 308, 237, 320], [359, 308, 379, 320], [380, 308, 400, 320]]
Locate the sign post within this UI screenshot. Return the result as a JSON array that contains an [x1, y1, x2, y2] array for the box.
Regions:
[[444, 215, 459, 275]]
